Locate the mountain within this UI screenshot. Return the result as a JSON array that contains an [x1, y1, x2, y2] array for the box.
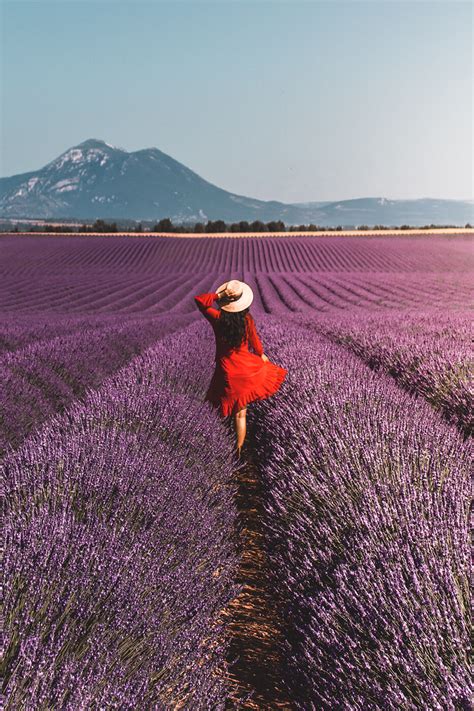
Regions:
[[0, 138, 472, 226], [288, 197, 474, 228]]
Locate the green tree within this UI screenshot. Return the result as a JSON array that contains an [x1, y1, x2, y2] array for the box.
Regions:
[[154, 218, 174, 232], [214, 219, 227, 232], [93, 219, 109, 232], [266, 220, 286, 232], [249, 220, 267, 232], [205, 220, 227, 233]]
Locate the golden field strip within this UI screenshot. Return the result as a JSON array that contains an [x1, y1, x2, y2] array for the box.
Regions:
[[6, 227, 474, 238]]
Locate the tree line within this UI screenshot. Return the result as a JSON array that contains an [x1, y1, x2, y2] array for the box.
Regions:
[[8, 217, 472, 233]]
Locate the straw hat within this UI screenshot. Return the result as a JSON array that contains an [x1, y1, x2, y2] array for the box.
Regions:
[[215, 279, 254, 312]]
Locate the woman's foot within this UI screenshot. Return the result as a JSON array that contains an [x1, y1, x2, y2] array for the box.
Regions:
[[234, 445, 248, 470]]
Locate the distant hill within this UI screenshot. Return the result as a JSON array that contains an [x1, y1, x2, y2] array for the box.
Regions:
[[288, 196, 473, 228], [0, 138, 472, 226]]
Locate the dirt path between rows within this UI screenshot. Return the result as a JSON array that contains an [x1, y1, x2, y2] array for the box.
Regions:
[[223, 426, 293, 710]]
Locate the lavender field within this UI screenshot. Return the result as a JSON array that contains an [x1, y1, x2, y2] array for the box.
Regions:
[[2, 232, 472, 709]]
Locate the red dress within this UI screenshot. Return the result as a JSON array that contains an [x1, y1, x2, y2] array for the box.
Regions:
[[194, 292, 288, 417]]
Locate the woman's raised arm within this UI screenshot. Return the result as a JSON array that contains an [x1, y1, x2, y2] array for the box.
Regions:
[[194, 292, 222, 322]]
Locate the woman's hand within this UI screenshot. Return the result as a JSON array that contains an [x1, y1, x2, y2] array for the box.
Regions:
[[261, 353, 269, 362], [217, 283, 242, 302]]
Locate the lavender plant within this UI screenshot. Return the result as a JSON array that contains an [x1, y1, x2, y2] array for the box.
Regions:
[[2, 229, 472, 709], [3, 323, 242, 709], [251, 317, 471, 710], [0, 314, 194, 455], [295, 309, 473, 436]]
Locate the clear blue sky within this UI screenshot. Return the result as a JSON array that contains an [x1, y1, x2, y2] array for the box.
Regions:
[[1, 0, 472, 202]]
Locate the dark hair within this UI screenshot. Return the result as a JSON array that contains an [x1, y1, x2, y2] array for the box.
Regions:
[[216, 307, 251, 349]]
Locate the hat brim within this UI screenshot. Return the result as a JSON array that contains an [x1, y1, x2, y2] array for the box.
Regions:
[[216, 281, 254, 312]]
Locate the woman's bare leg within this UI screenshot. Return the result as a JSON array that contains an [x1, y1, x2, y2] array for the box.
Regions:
[[234, 407, 247, 454]]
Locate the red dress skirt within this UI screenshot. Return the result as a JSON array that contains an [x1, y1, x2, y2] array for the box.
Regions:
[[194, 292, 288, 417]]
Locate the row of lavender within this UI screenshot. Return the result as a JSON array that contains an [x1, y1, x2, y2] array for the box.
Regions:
[[1, 269, 471, 315], [0, 313, 194, 455], [293, 310, 473, 437], [252, 272, 472, 314], [0, 272, 195, 315], [250, 279, 473, 437], [3, 322, 244, 709], [0, 313, 157, 355], [250, 317, 471, 710], [2, 233, 472, 276]]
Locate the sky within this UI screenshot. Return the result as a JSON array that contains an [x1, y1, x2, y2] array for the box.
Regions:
[[1, 0, 472, 203]]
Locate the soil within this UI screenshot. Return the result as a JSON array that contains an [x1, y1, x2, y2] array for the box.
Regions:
[[223, 424, 293, 710]]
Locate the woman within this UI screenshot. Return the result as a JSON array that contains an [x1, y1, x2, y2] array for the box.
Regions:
[[194, 279, 288, 458]]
